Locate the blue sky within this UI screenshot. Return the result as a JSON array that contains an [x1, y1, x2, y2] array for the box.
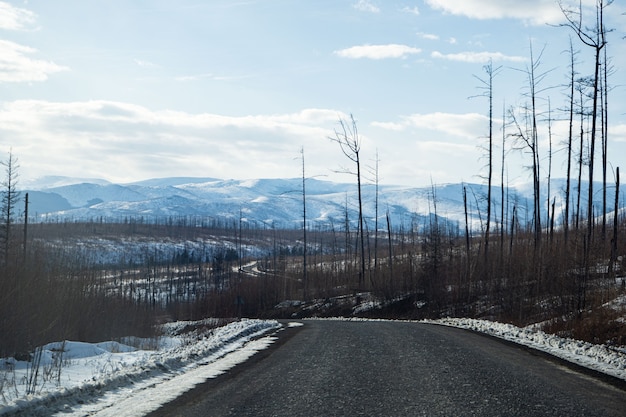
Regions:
[[0, 0, 625, 187]]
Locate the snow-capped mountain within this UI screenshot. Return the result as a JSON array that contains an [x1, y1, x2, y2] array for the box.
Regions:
[[21, 176, 606, 230]]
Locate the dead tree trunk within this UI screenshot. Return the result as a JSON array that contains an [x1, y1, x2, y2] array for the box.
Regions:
[[608, 167, 619, 278], [331, 115, 367, 287]]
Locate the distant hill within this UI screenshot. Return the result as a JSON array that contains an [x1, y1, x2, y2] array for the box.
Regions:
[[20, 176, 609, 231]]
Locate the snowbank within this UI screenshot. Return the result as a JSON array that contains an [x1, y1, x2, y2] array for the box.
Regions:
[[426, 317, 626, 381], [0, 319, 280, 416]]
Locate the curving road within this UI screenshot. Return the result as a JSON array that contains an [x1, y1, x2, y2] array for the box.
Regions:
[[148, 320, 626, 417]]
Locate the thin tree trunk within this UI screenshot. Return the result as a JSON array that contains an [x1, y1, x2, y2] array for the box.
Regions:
[[546, 98, 553, 244], [386, 210, 393, 293], [463, 185, 472, 301], [576, 86, 585, 231], [565, 38, 576, 243], [301, 147, 308, 299], [608, 167, 619, 278], [23, 192, 28, 263], [601, 44, 609, 240]]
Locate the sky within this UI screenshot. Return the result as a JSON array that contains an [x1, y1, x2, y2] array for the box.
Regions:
[[0, 0, 624, 187]]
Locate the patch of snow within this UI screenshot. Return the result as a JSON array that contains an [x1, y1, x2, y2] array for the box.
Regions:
[[353, 300, 382, 314], [424, 318, 626, 381], [274, 300, 304, 309], [239, 179, 259, 188]]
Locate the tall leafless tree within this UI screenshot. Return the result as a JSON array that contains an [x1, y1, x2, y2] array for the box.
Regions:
[[372, 151, 380, 275], [300, 147, 308, 298], [600, 43, 613, 239], [608, 167, 619, 278], [575, 79, 588, 231], [563, 38, 579, 242], [1, 150, 20, 267], [559, 0, 611, 241], [510, 43, 546, 249], [500, 102, 507, 255], [546, 98, 554, 243], [331, 115, 366, 286], [473, 59, 501, 262]]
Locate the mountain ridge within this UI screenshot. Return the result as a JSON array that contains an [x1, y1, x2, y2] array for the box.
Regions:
[[19, 176, 607, 230]]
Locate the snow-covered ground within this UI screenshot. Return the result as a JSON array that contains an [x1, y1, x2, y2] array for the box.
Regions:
[[1, 317, 625, 416], [0, 319, 281, 416]]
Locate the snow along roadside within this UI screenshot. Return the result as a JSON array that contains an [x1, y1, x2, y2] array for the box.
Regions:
[[424, 318, 626, 381], [0, 319, 281, 417]]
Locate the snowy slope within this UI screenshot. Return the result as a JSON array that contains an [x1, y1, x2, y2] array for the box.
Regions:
[[22, 176, 608, 230]]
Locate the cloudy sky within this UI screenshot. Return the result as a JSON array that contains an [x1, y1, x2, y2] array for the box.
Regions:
[[0, 0, 625, 187]]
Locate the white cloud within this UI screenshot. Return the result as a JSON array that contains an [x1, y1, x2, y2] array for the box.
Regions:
[[353, 0, 380, 13], [375, 112, 490, 140], [407, 112, 490, 139], [175, 73, 215, 82], [0, 40, 68, 82], [0, 100, 349, 183], [417, 32, 439, 41], [0, 1, 35, 30], [424, 0, 616, 26], [416, 140, 476, 156], [371, 121, 405, 131], [431, 50, 526, 63], [425, 0, 570, 25], [175, 73, 250, 82], [0, 4, 65, 83], [334, 44, 422, 60], [134, 59, 159, 69], [401, 6, 420, 15], [613, 124, 626, 143]]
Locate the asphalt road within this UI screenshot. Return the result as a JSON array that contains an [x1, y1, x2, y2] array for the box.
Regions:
[[148, 320, 626, 417]]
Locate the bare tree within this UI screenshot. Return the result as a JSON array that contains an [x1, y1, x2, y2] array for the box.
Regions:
[[1, 150, 20, 267], [510, 41, 550, 249], [600, 43, 613, 239], [331, 115, 366, 286], [386, 208, 393, 291], [546, 98, 554, 243], [23, 192, 28, 263], [372, 151, 380, 275], [563, 38, 579, 242], [300, 147, 308, 298], [608, 167, 619, 278], [500, 103, 506, 253], [559, 0, 611, 241], [463, 185, 472, 299], [575, 79, 588, 231], [473, 59, 502, 262]]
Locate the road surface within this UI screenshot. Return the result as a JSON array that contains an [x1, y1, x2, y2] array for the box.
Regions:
[[148, 320, 626, 416]]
